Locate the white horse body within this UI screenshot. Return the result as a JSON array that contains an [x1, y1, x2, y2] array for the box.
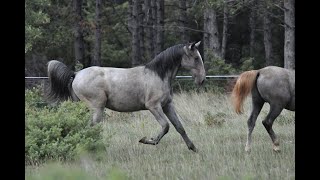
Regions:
[[72, 66, 171, 112]]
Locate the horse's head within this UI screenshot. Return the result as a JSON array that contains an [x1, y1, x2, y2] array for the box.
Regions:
[[182, 41, 206, 86]]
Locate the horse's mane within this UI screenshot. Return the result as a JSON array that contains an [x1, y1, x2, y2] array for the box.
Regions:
[[145, 44, 185, 80]]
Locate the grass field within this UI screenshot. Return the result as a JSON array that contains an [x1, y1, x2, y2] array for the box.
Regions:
[[25, 91, 295, 180]]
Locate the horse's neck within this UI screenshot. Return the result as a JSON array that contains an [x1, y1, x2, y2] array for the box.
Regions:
[[166, 64, 180, 85]]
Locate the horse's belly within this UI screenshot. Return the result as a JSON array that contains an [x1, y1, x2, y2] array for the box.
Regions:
[[105, 98, 146, 112]]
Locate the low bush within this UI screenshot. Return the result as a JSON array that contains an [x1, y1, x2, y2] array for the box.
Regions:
[[25, 88, 105, 165]]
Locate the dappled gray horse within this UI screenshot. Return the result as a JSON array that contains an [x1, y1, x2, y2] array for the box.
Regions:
[[231, 66, 295, 152], [46, 42, 205, 152]]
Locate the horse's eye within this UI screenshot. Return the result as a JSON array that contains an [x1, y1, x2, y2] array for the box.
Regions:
[[195, 57, 199, 61]]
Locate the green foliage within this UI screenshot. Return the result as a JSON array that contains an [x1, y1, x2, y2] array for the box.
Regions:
[[25, 88, 105, 165], [101, 2, 131, 67], [202, 0, 225, 10], [239, 57, 254, 71], [204, 50, 237, 75], [102, 42, 130, 68], [25, 85, 48, 108], [25, 0, 51, 53], [204, 112, 226, 127]]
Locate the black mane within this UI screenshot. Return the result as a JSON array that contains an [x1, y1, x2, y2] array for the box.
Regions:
[[145, 44, 185, 80]]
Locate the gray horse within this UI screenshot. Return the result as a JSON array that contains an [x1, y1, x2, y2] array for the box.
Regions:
[[46, 42, 205, 152], [231, 66, 295, 152]]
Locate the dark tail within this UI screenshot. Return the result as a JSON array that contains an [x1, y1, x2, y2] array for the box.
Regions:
[[231, 70, 259, 114], [45, 60, 77, 103]]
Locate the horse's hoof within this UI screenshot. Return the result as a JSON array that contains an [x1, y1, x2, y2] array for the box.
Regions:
[[139, 137, 147, 143], [188, 144, 198, 153], [273, 145, 281, 152], [245, 146, 251, 153]]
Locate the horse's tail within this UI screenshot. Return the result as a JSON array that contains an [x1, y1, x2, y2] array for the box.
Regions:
[[231, 70, 259, 114], [45, 60, 78, 103]]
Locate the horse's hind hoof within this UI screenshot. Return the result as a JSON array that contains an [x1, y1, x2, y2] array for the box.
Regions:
[[139, 137, 147, 143], [139, 137, 157, 145]]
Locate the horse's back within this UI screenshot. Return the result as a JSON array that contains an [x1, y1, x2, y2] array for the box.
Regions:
[[257, 66, 295, 111]]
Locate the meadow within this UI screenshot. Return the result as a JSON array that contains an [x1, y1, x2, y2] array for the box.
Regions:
[[25, 91, 295, 180]]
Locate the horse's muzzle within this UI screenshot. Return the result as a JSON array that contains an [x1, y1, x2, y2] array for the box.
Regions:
[[200, 79, 205, 86], [195, 77, 206, 87]]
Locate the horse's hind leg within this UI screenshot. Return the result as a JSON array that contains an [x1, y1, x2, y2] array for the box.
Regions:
[[163, 102, 197, 152], [262, 104, 283, 152], [245, 89, 264, 152], [90, 107, 104, 126], [79, 93, 106, 126], [139, 105, 169, 145]]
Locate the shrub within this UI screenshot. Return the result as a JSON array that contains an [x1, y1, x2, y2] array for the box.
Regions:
[[25, 88, 105, 165], [25, 85, 48, 108]]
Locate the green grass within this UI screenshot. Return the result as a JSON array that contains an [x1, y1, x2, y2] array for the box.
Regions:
[[26, 92, 295, 180]]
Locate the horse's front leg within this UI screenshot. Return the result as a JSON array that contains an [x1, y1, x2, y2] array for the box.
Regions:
[[139, 105, 169, 145], [163, 102, 197, 152]]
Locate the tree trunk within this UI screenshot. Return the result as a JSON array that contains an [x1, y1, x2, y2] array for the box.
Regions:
[[151, 0, 157, 57], [73, 0, 85, 69], [131, 0, 141, 67], [249, 0, 257, 57], [92, 0, 101, 66], [284, 0, 295, 69], [155, 0, 164, 55], [128, 0, 133, 33], [263, 7, 273, 66], [144, 0, 154, 62], [203, 6, 221, 62], [179, 0, 188, 43], [138, 0, 145, 63], [221, 1, 228, 60], [144, 0, 154, 61]]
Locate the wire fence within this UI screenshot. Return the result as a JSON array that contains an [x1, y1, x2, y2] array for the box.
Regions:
[[25, 75, 239, 91]]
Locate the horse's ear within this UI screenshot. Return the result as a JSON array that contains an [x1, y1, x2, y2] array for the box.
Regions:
[[195, 41, 201, 48], [189, 42, 196, 50]]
